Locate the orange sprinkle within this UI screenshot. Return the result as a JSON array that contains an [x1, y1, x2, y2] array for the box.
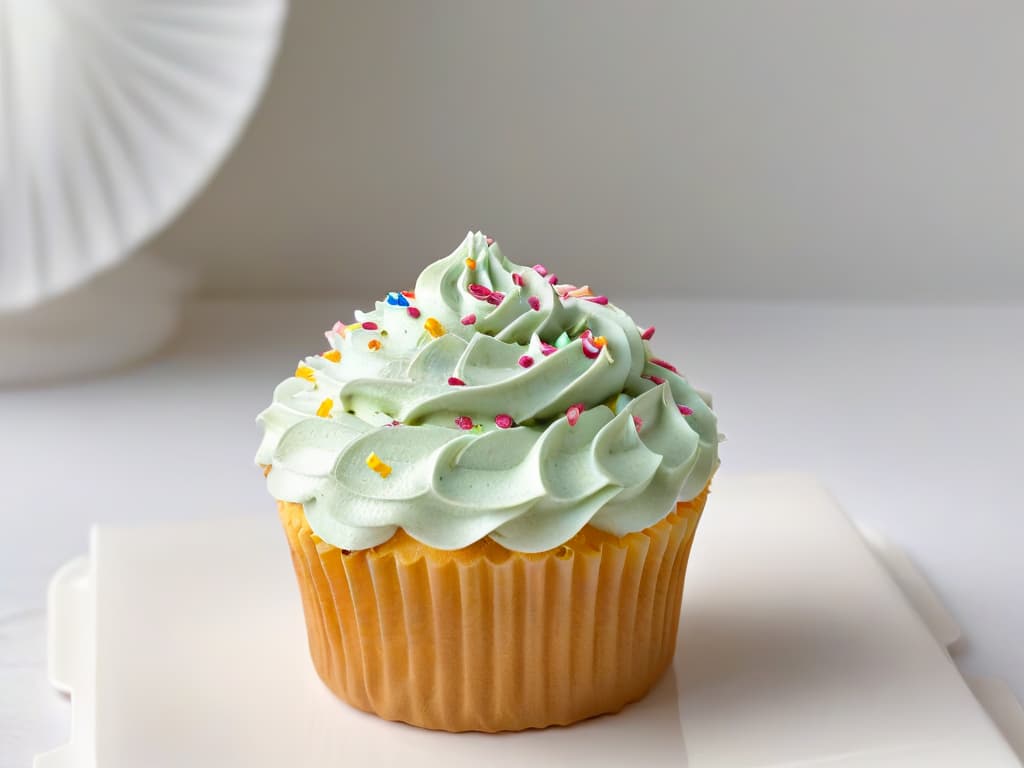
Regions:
[[322, 349, 341, 363], [465, 257, 477, 269], [262, 465, 272, 477], [368, 339, 382, 351], [401, 290, 415, 298], [424, 317, 446, 338], [366, 452, 392, 478], [316, 398, 334, 418], [593, 336, 607, 348], [568, 285, 593, 298], [295, 365, 315, 382]]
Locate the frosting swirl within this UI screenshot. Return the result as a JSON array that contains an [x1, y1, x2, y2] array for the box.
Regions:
[[257, 232, 719, 552]]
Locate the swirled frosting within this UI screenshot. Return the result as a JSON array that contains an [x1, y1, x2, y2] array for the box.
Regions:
[[256, 232, 719, 552]]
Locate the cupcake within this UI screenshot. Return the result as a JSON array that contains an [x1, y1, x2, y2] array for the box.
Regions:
[[256, 232, 719, 732]]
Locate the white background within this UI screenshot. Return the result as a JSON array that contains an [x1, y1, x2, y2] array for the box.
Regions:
[[4, 2, 1024, 765], [154, 0, 1024, 301]]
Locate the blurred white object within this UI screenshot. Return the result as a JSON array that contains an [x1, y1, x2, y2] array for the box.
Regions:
[[0, 0, 286, 310], [0, 250, 192, 385]]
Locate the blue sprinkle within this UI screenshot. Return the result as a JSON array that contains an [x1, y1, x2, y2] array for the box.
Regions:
[[386, 292, 409, 307]]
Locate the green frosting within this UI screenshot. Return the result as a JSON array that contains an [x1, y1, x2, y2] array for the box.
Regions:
[[256, 232, 719, 552]]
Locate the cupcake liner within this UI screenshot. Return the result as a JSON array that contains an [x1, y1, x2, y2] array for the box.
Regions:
[[278, 487, 707, 732]]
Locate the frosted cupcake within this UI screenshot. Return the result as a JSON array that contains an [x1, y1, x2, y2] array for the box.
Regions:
[[257, 232, 719, 732]]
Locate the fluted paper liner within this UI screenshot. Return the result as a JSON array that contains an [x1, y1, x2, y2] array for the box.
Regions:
[[278, 487, 708, 732]]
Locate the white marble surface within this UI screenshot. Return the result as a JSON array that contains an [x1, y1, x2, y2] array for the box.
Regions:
[[2, 298, 1023, 766]]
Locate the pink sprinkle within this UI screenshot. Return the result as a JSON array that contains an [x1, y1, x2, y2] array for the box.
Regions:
[[633, 415, 643, 431], [581, 337, 601, 359], [512, 273, 524, 287], [468, 283, 492, 300], [448, 376, 466, 386], [644, 374, 666, 386], [518, 355, 534, 368], [461, 313, 477, 325], [547, 274, 558, 285], [566, 403, 584, 427], [528, 296, 541, 311], [486, 291, 505, 306], [332, 321, 347, 335], [540, 342, 557, 356], [406, 307, 421, 319], [678, 405, 694, 416], [455, 416, 474, 430], [533, 264, 548, 277], [486, 236, 495, 245], [385, 419, 402, 427], [586, 295, 608, 305], [495, 414, 514, 429], [650, 358, 679, 373], [641, 326, 656, 341], [361, 322, 378, 330], [580, 329, 592, 340]]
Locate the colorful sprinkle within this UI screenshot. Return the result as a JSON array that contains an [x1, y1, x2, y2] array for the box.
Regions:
[[361, 321, 378, 331], [528, 296, 540, 311], [485, 291, 505, 306], [368, 339, 382, 351], [461, 313, 477, 325], [678, 405, 695, 416], [533, 264, 548, 277], [332, 321, 348, 336], [586, 295, 608, 305], [568, 285, 593, 298], [641, 326, 656, 341], [323, 349, 341, 363], [386, 292, 409, 307], [468, 283, 492, 300], [566, 403, 585, 427], [540, 342, 557, 356], [424, 317, 446, 338], [316, 398, 334, 418], [495, 414, 514, 429], [650, 358, 679, 373], [644, 374, 666, 386], [581, 337, 601, 359], [448, 376, 466, 386], [547, 274, 559, 285], [455, 416, 474, 430], [401, 290, 416, 298], [518, 355, 534, 368], [633, 415, 644, 431], [554, 332, 571, 348], [592, 336, 607, 348], [465, 257, 477, 270], [486, 236, 495, 245], [512, 272, 524, 287], [295, 365, 315, 382], [407, 306, 421, 319], [366, 452, 392, 478], [384, 419, 402, 427]]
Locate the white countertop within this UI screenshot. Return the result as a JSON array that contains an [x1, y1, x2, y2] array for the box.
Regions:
[[3, 298, 1023, 766]]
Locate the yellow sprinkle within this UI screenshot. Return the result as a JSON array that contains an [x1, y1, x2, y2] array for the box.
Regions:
[[368, 339, 382, 351], [295, 365, 315, 382], [366, 452, 392, 478], [465, 257, 477, 269], [347, 323, 362, 332], [424, 317, 446, 338], [316, 398, 334, 418], [593, 336, 608, 348], [323, 349, 341, 363], [605, 394, 620, 412]]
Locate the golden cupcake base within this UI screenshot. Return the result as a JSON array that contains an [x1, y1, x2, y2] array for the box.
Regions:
[[278, 487, 707, 732]]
